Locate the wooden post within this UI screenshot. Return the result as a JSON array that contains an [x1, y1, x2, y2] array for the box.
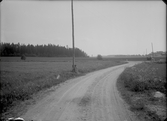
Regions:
[[71, 0, 76, 72]]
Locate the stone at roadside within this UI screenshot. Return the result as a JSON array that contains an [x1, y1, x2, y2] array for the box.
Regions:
[[153, 91, 165, 99], [56, 74, 60, 79]]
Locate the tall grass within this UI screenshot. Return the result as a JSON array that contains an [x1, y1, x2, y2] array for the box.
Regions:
[[120, 62, 166, 93], [118, 62, 166, 121]]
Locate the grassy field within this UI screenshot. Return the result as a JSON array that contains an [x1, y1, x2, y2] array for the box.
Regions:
[[0, 56, 127, 119], [117, 62, 166, 121]]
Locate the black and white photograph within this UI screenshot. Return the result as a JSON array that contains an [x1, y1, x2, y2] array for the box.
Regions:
[[0, 0, 166, 121]]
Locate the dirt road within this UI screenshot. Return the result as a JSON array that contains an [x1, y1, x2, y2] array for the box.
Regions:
[[22, 62, 140, 121]]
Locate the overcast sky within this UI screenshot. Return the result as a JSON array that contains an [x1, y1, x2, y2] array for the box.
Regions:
[[1, 0, 166, 56]]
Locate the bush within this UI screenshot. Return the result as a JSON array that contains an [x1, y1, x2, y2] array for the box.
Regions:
[[131, 81, 149, 92], [146, 79, 166, 94], [123, 75, 149, 92], [97, 54, 103, 60], [21, 54, 26, 60]]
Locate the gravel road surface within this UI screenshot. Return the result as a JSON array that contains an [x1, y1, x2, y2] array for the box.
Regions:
[[22, 62, 141, 121]]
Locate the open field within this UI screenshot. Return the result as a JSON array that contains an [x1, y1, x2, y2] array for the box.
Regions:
[[0, 57, 127, 119], [117, 62, 166, 121], [0, 56, 166, 62]]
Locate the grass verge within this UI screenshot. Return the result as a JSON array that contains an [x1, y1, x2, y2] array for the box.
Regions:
[[117, 62, 166, 121]]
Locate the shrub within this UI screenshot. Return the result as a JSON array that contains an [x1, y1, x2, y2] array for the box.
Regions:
[[21, 54, 26, 60], [97, 54, 103, 60], [123, 76, 149, 92], [146, 79, 166, 94]]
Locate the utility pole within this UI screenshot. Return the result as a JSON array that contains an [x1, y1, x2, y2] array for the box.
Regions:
[[151, 43, 154, 58], [71, 0, 76, 72], [151, 43, 155, 61]]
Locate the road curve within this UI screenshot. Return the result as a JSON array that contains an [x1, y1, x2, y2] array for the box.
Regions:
[[22, 62, 141, 121]]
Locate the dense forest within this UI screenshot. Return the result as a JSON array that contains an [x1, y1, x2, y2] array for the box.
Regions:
[[0, 42, 88, 57]]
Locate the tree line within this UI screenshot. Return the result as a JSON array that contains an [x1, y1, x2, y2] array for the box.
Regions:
[[0, 42, 88, 57]]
